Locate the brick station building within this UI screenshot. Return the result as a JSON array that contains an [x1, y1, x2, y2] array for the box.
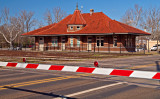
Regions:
[[22, 7, 150, 53]]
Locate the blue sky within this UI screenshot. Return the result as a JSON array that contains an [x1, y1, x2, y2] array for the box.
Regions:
[[0, 0, 160, 26]]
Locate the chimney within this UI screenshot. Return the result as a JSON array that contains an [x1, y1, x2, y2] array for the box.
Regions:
[[90, 9, 94, 15]]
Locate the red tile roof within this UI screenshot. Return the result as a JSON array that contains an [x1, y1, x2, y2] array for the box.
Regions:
[[22, 10, 150, 36], [67, 9, 86, 25], [23, 23, 56, 35]]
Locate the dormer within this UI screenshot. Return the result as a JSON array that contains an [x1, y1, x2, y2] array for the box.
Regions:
[[67, 5, 86, 32]]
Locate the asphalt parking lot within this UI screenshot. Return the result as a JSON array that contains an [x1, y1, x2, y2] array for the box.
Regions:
[[0, 67, 160, 99]]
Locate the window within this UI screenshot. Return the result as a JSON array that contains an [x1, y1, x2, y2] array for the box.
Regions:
[[77, 36, 80, 47], [97, 40, 99, 46], [77, 26, 80, 30], [40, 38, 43, 40], [70, 36, 73, 47], [52, 37, 58, 47], [96, 36, 104, 47], [113, 36, 117, 47], [70, 26, 73, 30], [101, 40, 104, 46]]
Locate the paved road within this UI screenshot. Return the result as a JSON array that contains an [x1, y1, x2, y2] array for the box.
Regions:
[[58, 55, 160, 71], [0, 53, 160, 71], [0, 67, 160, 99]]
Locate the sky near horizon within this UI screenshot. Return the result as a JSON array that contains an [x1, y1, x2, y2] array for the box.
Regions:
[[0, 0, 160, 26]]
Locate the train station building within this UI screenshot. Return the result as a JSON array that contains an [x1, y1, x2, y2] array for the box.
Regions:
[[22, 7, 150, 53]]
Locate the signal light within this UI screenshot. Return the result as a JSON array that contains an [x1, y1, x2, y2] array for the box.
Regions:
[[94, 61, 98, 67], [23, 58, 26, 63]]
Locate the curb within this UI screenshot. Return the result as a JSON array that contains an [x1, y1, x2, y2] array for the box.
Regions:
[[0, 62, 160, 80]]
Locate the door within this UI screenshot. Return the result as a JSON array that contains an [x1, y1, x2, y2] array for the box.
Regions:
[[61, 37, 65, 50], [39, 37, 44, 51], [87, 37, 92, 51]]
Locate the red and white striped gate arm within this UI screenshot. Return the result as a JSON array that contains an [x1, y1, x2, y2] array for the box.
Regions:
[[0, 62, 160, 80]]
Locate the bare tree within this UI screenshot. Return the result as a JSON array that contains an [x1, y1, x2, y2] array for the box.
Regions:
[[0, 8, 23, 48], [121, 4, 143, 28], [145, 7, 160, 53], [37, 20, 44, 28], [18, 10, 37, 45], [44, 7, 67, 25], [0, 17, 4, 44], [149, 8, 160, 39], [0, 26, 5, 44], [19, 10, 36, 33], [53, 7, 67, 23], [141, 7, 160, 39], [44, 9, 53, 25]]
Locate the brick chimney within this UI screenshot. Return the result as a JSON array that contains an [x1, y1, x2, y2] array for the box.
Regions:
[[90, 9, 94, 15]]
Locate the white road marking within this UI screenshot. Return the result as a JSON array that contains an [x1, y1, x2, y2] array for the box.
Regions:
[[66, 82, 124, 97], [54, 82, 124, 99]]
